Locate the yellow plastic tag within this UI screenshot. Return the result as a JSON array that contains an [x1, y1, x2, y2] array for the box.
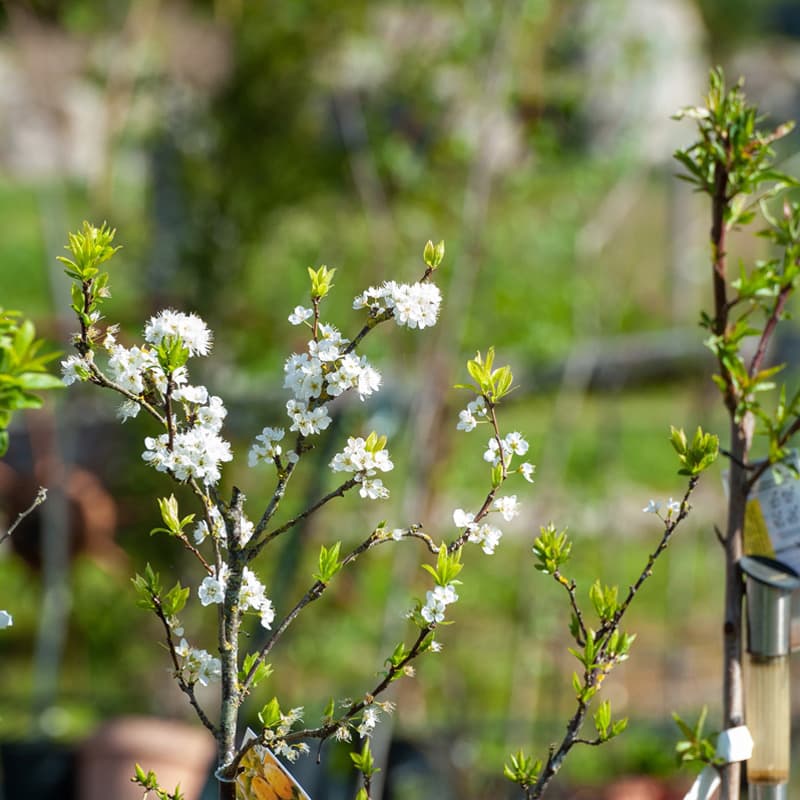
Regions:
[[744, 498, 776, 557]]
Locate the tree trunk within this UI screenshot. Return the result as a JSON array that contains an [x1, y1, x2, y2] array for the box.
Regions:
[[719, 416, 752, 800]]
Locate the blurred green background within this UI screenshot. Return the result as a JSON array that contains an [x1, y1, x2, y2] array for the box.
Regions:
[[2, 0, 800, 797]]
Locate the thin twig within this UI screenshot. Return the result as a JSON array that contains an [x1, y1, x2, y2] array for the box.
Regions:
[[0, 486, 47, 545], [249, 477, 359, 558], [152, 595, 217, 736]]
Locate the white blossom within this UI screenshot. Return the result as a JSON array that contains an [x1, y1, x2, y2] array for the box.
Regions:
[[286, 399, 332, 436], [193, 506, 224, 545], [117, 399, 141, 421], [357, 706, 381, 737], [334, 725, 352, 742], [642, 500, 661, 514], [0, 610, 13, 629], [493, 495, 521, 522], [308, 338, 340, 363], [504, 431, 529, 455], [330, 437, 394, 476], [468, 522, 502, 554], [284, 353, 324, 402], [142, 426, 232, 484], [421, 582, 459, 624], [60, 354, 91, 385], [520, 462, 536, 483], [456, 396, 488, 432], [288, 306, 313, 325], [357, 477, 389, 500], [196, 396, 227, 433], [175, 638, 221, 686], [144, 309, 213, 356], [173, 384, 209, 405], [453, 508, 476, 529], [353, 281, 442, 329], [107, 344, 158, 394], [666, 498, 682, 518], [198, 574, 225, 606], [249, 427, 285, 467]]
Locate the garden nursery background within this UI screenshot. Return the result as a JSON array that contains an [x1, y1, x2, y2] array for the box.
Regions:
[[2, 0, 800, 798]]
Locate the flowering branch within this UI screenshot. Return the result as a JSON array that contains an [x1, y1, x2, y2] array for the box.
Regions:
[[506, 428, 718, 798]]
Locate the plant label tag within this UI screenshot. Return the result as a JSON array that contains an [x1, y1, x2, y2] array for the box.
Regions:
[[236, 729, 312, 800], [743, 452, 800, 575], [682, 765, 720, 800], [741, 452, 800, 648]]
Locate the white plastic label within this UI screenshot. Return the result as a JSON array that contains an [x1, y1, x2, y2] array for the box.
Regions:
[[682, 765, 720, 800]]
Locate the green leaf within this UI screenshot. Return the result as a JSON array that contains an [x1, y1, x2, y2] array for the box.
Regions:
[[313, 541, 343, 584], [258, 697, 282, 729]]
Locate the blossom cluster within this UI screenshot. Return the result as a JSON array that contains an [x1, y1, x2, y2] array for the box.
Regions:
[[266, 322, 384, 442], [258, 706, 309, 763], [175, 638, 221, 686], [453, 508, 502, 555], [61, 310, 234, 486], [198, 565, 276, 629], [454, 395, 535, 484], [330, 436, 394, 499], [456, 396, 488, 431], [353, 281, 442, 330], [420, 583, 459, 624], [642, 498, 682, 519]]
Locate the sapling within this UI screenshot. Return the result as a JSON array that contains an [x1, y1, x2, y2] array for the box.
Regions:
[[504, 427, 719, 798], [674, 68, 800, 800], [60, 223, 540, 799]]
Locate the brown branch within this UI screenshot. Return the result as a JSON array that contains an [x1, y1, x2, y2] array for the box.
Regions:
[[600, 475, 698, 637], [749, 283, 792, 378], [249, 477, 359, 558], [553, 572, 587, 646], [152, 596, 217, 736], [0, 486, 47, 545]]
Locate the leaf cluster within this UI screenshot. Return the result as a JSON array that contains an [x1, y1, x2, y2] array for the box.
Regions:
[[350, 739, 379, 779], [313, 541, 343, 584], [0, 309, 62, 456], [238, 652, 273, 691], [673, 68, 795, 211], [308, 265, 336, 300], [59, 221, 119, 348], [132, 764, 184, 800], [593, 699, 628, 743], [503, 749, 542, 788], [423, 239, 445, 270], [131, 563, 189, 618], [532, 523, 571, 575], [456, 347, 514, 404], [669, 427, 719, 476], [673, 707, 722, 768], [151, 495, 195, 537], [421, 544, 463, 587]]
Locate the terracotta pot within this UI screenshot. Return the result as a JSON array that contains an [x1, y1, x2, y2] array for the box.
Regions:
[[78, 716, 216, 800]]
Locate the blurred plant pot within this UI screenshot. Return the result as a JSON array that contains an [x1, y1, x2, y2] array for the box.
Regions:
[[78, 716, 216, 800]]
